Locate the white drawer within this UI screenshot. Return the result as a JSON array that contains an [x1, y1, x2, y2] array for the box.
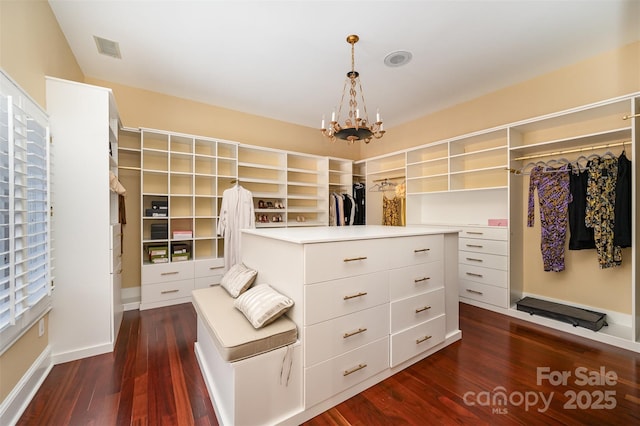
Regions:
[[110, 249, 123, 274], [459, 279, 508, 308], [389, 261, 444, 301], [142, 261, 194, 284], [194, 258, 225, 278], [305, 337, 389, 408], [386, 234, 444, 269], [459, 238, 508, 256], [304, 239, 389, 283], [459, 226, 507, 241], [141, 278, 193, 304], [305, 272, 389, 325], [110, 223, 122, 250], [390, 288, 445, 334], [459, 264, 508, 288], [390, 314, 445, 367], [305, 304, 389, 367], [459, 250, 508, 270], [194, 276, 223, 289]]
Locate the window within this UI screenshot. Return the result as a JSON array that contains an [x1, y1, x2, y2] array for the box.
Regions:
[[0, 71, 51, 353]]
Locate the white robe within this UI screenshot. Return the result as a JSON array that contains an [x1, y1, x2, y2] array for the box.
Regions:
[[217, 185, 255, 271]]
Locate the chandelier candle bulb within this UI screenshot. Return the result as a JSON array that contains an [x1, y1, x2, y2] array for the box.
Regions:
[[321, 115, 325, 129], [331, 110, 336, 122], [376, 109, 380, 123]]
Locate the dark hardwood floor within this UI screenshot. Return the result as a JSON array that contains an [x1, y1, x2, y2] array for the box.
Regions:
[[18, 302, 640, 425]]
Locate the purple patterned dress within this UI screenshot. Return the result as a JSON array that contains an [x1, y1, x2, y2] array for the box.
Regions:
[[527, 165, 572, 272]]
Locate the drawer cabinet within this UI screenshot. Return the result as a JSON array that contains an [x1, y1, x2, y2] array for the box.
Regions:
[[305, 304, 389, 366], [457, 225, 508, 308], [141, 278, 194, 305], [459, 251, 508, 270], [389, 261, 444, 301], [240, 226, 461, 421], [390, 314, 446, 367], [304, 272, 389, 325], [459, 264, 507, 288], [459, 237, 507, 256], [390, 288, 445, 334], [142, 261, 194, 284], [304, 239, 389, 283], [141, 261, 195, 309], [460, 279, 508, 307], [194, 258, 225, 289], [386, 234, 444, 268], [305, 337, 389, 407], [459, 226, 508, 241]]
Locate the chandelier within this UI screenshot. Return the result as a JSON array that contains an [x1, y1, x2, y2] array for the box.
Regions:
[[321, 34, 385, 144]]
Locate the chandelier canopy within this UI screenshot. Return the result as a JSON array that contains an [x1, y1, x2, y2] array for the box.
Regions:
[[321, 35, 385, 144]]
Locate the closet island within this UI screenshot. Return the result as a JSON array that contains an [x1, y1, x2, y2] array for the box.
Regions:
[[194, 225, 461, 425]]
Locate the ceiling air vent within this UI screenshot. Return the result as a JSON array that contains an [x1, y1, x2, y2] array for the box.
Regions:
[[93, 36, 122, 59]]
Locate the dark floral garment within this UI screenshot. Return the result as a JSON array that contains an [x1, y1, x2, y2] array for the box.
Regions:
[[585, 157, 622, 269], [527, 165, 571, 272]]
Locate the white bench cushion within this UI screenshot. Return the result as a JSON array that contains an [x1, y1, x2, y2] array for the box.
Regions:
[[192, 286, 297, 362]]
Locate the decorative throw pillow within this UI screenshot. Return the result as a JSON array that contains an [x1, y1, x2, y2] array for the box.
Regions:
[[234, 284, 294, 329], [220, 263, 257, 298]]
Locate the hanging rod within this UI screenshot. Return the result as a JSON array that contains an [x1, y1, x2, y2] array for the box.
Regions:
[[372, 175, 405, 182], [622, 113, 640, 120], [512, 141, 629, 162]]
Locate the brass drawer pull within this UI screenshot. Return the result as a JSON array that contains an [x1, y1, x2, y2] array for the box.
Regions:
[[343, 291, 368, 300], [161, 289, 179, 294], [344, 256, 367, 262], [466, 272, 484, 278], [466, 257, 483, 262], [416, 335, 432, 344], [466, 289, 483, 295], [161, 271, 179, 276], [414, 277, 430, 283], [343, 328, 367, 339], [466, 231, 483, 235], [343, 363, 367, 376], [209, 266, 219, 270], [414, 248, 430, 253], [415, 306, 431, 314], [466, 244, 483, 248]]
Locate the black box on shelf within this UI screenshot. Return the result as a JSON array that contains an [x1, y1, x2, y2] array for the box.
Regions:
[[150, 223, 168, 239], [151, 200, 168, 210], [145, 208, 167, 217]]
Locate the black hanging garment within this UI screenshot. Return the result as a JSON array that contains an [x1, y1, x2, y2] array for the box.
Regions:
[[353, 183, 366, 225], [613, 151, 632, 247], [568, 164, 595, 250]]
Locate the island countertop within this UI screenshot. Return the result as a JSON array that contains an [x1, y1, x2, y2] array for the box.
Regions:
[[241, 224, 460, 244]]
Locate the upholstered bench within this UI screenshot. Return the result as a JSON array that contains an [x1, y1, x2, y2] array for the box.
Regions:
[[192, 285, 297, 361], [192, 285, 302, 425]]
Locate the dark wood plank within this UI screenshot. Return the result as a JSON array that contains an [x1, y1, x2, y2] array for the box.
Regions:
[[17, 302, 640, 425]]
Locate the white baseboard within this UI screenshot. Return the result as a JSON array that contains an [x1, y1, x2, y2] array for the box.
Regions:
[[0, 345, 53, 426], [121, 286, 141, 311]]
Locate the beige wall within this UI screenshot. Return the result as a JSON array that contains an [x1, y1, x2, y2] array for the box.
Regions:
[[362, 41, 640, 160], [85, 78, 359, 161], [0, 0, 83, 403]]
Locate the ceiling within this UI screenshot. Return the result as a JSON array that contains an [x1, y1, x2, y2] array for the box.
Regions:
[[48, 1, 640, 131]]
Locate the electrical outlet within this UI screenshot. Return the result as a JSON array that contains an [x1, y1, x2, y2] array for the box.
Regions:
[[38, 318, 45, 337]]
